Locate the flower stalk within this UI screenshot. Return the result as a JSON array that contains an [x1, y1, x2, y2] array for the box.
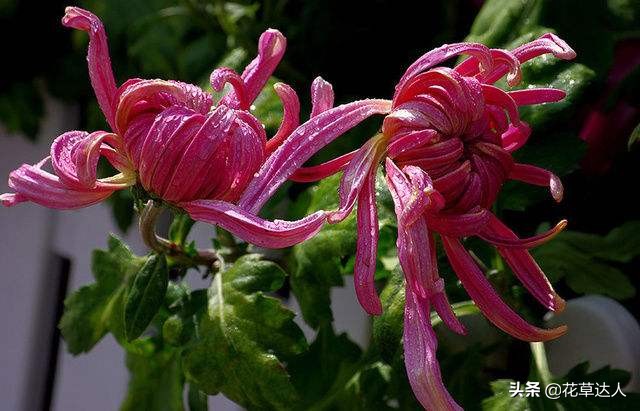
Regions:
[[139, 200, 219, 267]]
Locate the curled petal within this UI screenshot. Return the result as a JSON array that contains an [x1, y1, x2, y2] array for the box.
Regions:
[[353, 171, 382, 315], [62, 7, 118, 129], [116, 79, 212, 135], [329, 134, 386, 223], [479, 219, 567, 249], [395, 43, 493, 101], [479, 215, 566, 312], [266, 82, 301, 155], [224, 29, 287, 107], [404, 288, 462, 411], [457, 48, 522, 87], [2, 158, 127, 210], [239, 99, 392, 213], [509, 88, 566, 106], [182, 200, 326, 248], [509, 163, 564, 202], [51, 130, 129, 189], [310, 77, 334, 117], [210, 67, 248, 109], [501, 122, 532, 152], [484, 33, 576, 84], [442, 236, 567, 341], [387, 129, 439, 159], [482, 84, 522, 126], [427, 207, 490, 237], [289, 151, 356, 183]]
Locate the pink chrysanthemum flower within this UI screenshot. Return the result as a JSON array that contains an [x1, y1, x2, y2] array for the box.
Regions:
[[242, 34, 576, 409], [0, 7, 336, 247]]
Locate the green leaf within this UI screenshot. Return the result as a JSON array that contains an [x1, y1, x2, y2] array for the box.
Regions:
[[121, 340, 185, 411], [169, 213, 195, 246], [372, 268, 405, 363], [124, 254, 169, 341], [59, 235, 145, 354], [290, 174, 356, 328], [288, 325, 362, 408], [482, 380, 529, 411], [533, 223, 639, 299], [181, 254, 307, 410]]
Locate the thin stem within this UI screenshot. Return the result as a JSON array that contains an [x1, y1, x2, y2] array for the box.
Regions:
[[530, 341, 553, 386], [139, 200, 219, 267]]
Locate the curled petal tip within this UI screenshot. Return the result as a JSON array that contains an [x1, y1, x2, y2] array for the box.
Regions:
[[210, 67, 247, 108], [259, 28, 287, 58], [542, 33, 577, 60], [553, 293, 567, 313], [0, 193, 22, 207]]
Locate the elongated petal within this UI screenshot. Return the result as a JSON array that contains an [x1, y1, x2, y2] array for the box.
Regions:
[[479, 215, 566, 312], [427, 207, 490, 237], [289, 151, 356, 183], [210, 67, 248, 109], [479, 219, 567, 249], [182, 200, 326, 248], [501, 123, 532, 152], [509, 163, 563, 202], [51, 130, 130, 190], [223, 29, 286, 107], [329, 134, 386, 223], [239, 99, 392, 213], [404, 288, 462, 411], [266, 82, 300, 155], [62, 7, 118, 129], [310, 77, 334, 117], [485, 33, 576, 84], [395, 43, 493, 101], [442, 236, 567, 341], [2, 158, 122, 209], [353, 171, 382, 315], [509, 88, 566, 106]]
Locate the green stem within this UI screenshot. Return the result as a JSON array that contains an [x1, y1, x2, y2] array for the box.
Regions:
[[530, 341, 553, 386], [139, 200, 219, 267]]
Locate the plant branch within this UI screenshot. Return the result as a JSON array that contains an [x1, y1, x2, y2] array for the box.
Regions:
[[139, 200, 219, 267]]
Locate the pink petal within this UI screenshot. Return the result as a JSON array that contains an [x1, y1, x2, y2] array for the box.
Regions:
[[210, 67, 248, 109], [62, 7, 118, 129], [310, 77, 334, 117], [509, 163, 564, 202], [51, 130, 130, 190], [479, 215, 566, 312], [266, 82, 301, 155], [441, 236, 567, 341], [485, 33, 576, 84], [509, 88, 566, 106], [501, 123, 532, 152], [223, 29, 287, 107], [3, 158, 119, 210], [479, 219, 567, 249], [394, 43, 493, 101], [426, 207, 490, 237], [289, 150, 356, 183], [329, 134, 386, 223], [115, 79, 212, 136], [353, 170, 382, 315], [403, 288, 463, 411], [181, 200, 326, 248], [239, 99, 392, 213]]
